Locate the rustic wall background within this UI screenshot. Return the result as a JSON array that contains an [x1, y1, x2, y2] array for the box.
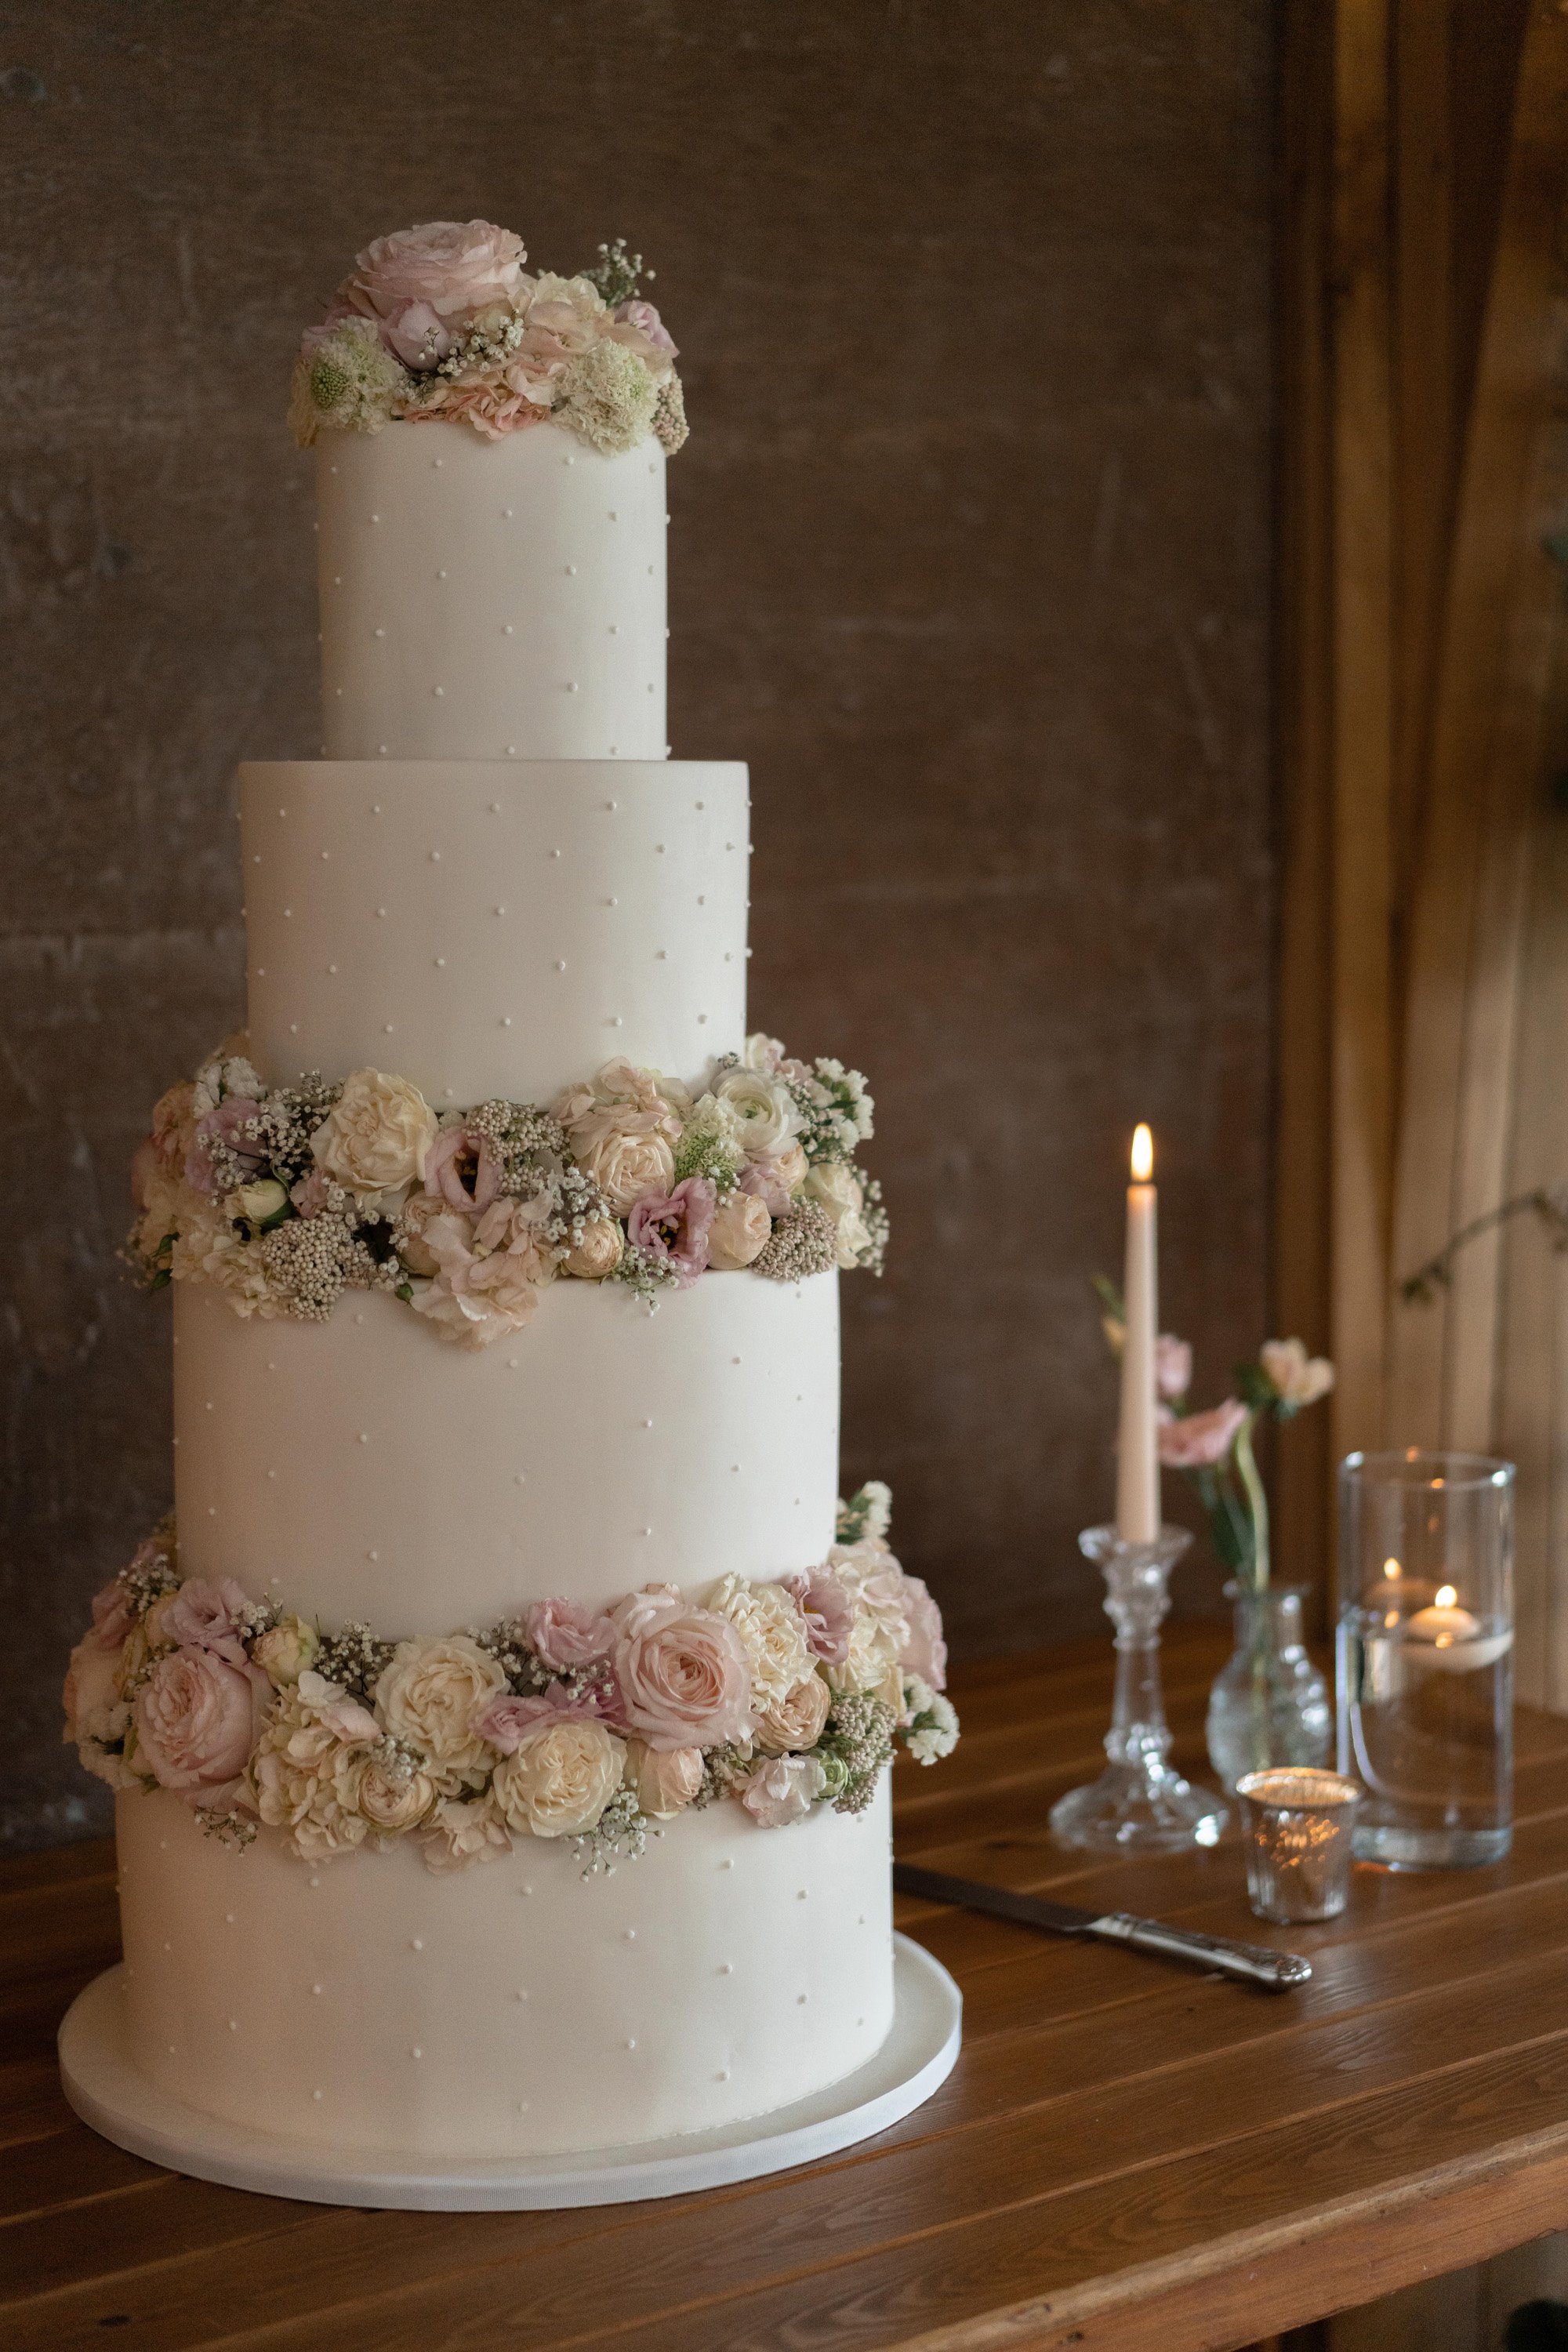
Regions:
[[1, 0, 1272, 1847]]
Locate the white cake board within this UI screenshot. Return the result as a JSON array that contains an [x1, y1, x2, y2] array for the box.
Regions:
[[59, 1933, 960, 2211]]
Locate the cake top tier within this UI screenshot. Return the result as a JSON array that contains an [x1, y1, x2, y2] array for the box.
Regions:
[[289, 220, 688, 459]]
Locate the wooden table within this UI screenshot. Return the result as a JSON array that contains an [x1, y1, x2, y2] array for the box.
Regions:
[[6, 1625, 1568, 2352]]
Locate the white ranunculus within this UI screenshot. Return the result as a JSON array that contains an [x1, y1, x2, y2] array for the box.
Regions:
[[233, 1177, 288, 1225], [491, 1719, 626, 1838], [804, 1161, 871, 1270], [754, 1674, 831, 1756], [310, 1069, 438, 1212], [713, 1065, 800, 1162], [703, 1574, 813, 1711]]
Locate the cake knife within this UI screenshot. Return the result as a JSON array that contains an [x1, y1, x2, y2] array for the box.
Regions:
[[892, 1862, 1312, 1990]]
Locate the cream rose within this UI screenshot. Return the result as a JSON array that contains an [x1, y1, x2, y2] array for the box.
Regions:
[[702, 1574, 812, 1711], [755, 1673, 831, 1756], [563, 1217, 625, 1279], [491, 1718, 626, 1838], [706, 1192, 771, 1271], [374, 1635, 507, 1788], [310, 1069, 438, 1211], [251, 1615, 321, 1688], [339, 1750, 437, 1835], [578, 1124, 677, 1218], [804, 1161, 871, 1270], [62, 1636, 125, 1750], [625, 1739, 703, 1818]]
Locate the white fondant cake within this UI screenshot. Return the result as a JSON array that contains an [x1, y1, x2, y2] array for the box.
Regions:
[[93, 226, 936, 2168]]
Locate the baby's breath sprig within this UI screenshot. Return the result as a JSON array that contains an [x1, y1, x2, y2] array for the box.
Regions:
[[571, 1785, 648, 1875], [314, 1621, 396, 1702], [584, 236, 652, 309]]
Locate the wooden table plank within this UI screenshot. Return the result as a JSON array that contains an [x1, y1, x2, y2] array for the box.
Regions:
[[4, 1638, 1566, 2352]]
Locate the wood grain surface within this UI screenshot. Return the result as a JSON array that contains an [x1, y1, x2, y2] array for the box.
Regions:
[[0, 0, 1275, 1850], [5, 1631, 1568, 2352]]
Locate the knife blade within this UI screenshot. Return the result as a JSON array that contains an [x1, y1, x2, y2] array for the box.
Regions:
[[892, 1862, 1312, 1991]]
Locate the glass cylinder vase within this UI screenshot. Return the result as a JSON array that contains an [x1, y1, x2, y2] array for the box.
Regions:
[[1336, 1449, 1515, 1869], [1205, 1584, 1334, 1795]]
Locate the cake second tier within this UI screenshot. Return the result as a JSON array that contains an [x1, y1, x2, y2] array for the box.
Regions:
[[241, 758, 748, 1103]]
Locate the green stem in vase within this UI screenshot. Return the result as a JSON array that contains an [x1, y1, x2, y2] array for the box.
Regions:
[[1232, 1408, 1269, 1595]]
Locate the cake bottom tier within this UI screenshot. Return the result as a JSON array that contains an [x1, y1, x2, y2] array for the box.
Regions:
[[116, 1780, 895, 2158]]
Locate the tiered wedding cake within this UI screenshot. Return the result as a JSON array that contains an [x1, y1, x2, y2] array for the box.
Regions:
[[63, 223, 958, 2179]]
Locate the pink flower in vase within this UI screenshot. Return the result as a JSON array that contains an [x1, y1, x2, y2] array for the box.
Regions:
[[1157, 1398, 1248, 1469], [1155, 1334, 1192, 1402]]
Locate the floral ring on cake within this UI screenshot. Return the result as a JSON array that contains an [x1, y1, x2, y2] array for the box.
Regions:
[[64, 1488, 957, 1876], [128, 1034, 887, 1348]]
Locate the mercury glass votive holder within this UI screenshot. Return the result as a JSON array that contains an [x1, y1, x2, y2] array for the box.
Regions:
[[1236, 1766, 1362, 1924]]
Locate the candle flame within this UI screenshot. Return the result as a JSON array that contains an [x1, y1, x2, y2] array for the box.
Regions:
[[1130, 1123, 1153, 1182], [1383, 1557, 1401, 1580], [1435, 1584, 1457, 1610]]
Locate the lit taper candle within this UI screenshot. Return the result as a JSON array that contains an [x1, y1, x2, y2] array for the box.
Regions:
[[1116, 1123, 1160, 1543]]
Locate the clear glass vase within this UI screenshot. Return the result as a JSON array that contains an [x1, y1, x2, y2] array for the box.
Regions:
[[1205, 1584, 1333, 1795]]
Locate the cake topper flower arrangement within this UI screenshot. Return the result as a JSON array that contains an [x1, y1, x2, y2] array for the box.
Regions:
[[289, 220, 688, 455], [1094, 1278, 1334, 1595]]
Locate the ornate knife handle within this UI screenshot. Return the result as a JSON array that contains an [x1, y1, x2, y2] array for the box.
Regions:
[[1089, 1912, 1312, 1991]]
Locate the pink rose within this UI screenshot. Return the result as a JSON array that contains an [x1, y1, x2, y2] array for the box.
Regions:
[[185, 1098, 263, 1198], [134, 1649, 267, 1798], [777, 1570, 854, 1668], [90, 1578, 136, 1652], [898, 1575, 948, 1692], [475, 1681, 615, 1754], [1156, 1334, 1193, 1402], [524, 1597, 615, 1672], [1157, 1398, 1248, 1468], [344, 220, 528, 361], [627, 1177, 716, 1287], [424, 1124, 503, 1216], [162, 1578, 252, 1668], [613, 298, 677, 357], [612, 1588, 753, 1751], [741, 1755, 826, 1829]]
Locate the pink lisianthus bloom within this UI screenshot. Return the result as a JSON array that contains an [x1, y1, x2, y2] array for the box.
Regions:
[[184, 1098, 264, 1198], [1157, 1398, 1249, 1469], [776, 1570, 855, 1667], [133, 1648, 268, 1801], [343, 220, 528, 365], [162, 1577, 254, 1669], [1155, 1334, 1192, 1403], [897, 1575, 948, 1693], [89, 1579, 136, 1652], [424, 1123, 504, 1216], [475, 1681, 619, 1755], [612, 1586, 753, 1751], [627, 1177, 716, 1287], [524, 1597, 615, 1672]]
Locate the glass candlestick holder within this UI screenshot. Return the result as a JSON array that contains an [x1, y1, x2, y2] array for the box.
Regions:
[[1051, 1524, 1229, 1853]]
